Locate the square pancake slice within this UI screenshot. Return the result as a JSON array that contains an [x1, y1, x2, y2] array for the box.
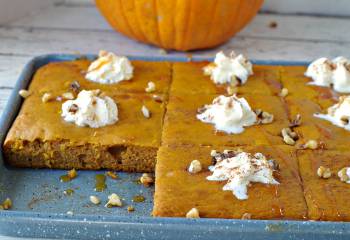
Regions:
[[298, 150, 350, 221], [3, 92, 166, 172], [286, 98, 350, 151], [171, 62, 282, 96], [162, 93, 289, 147], [153, 145, 307, 219], [28, 59, 172, 95]]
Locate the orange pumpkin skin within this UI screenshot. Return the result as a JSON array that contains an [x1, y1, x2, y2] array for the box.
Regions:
[[95, 0, 263, 51]]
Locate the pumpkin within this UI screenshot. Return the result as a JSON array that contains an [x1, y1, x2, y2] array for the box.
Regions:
[[95, 0, 264, 51]]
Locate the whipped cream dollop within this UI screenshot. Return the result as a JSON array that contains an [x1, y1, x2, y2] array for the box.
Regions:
[[207, 150, 279, 200], [62, 90, 118, 128], [197, 95, 258, 134], [85, 50, 133, 84], [305, 56, 350, 93], [314, 96, 350, 131], [203, 51, 253, 85]]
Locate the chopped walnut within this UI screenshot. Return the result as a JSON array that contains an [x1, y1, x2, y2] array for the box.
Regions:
[[188, 160, 202, 174], [90, 195, 101, 205], [67, 168, 77, 179], [152, 94, 163, 103], [301, 140, 318, 150], [290, 114, 302, 128], [338, 167, 350, 183], [281, 127, 298, 145], [19, 89, 30, 98], [41, 92, 53, 103], [279, 88, 288, 97], [2, 198, 12, 210], [186, 208, 200, 218], [140, 173, 154, 187], [241, 213, 252, 220], [106, 171, 118, 179], [62, 92, 75, 100], [145, 81, 156, 93], [210, 150, 217, 157], [105, 193, 122, 208], [141, 105, 151, 118], [70, 81, 81, 93], [255, 109, 274, 124], [317, 166, 332, 179], [68, 104, 79, 114], [127, 206, 135, 212]]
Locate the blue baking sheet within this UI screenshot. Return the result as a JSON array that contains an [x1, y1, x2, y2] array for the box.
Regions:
[[0, 54, 349, 239]]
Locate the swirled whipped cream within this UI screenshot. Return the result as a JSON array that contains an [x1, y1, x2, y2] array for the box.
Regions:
[[207, 150, 279, 200], [85, 50, 133, 84], [197, 95, 271, 134], [62, 90, 118, 128], [305, 56, 350, 93], [314, 96, 350, 131], [203, 51, 253, 85]]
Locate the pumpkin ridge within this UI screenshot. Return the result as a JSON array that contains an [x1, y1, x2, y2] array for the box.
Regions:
[[117, 0, 141, 41], [128, 0, 149, 42], [206, 0, 220, 47], [182, 0, 194, 50], [153, 0, 163, 48]]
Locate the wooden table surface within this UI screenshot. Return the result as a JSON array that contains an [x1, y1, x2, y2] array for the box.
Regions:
[[0, 1, 349, 239]]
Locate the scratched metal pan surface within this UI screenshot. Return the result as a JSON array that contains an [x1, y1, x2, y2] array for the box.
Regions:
[[0, 54, 349, 240]]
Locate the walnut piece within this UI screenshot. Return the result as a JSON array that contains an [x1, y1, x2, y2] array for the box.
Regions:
[[186, 208, 200, 218], [281, 127, 298, 145], [317, 166, 332, 179], [90, 195, 101, 205], [41, 92, 53, 103], [188, 160, 202, 174], [338, 168, 350, 183], [105, 193, 122, 208], [19, 89, 30, 98], [140, 173, 154, 187], [141, 105, 151, 118], [145, 81, 156, 93], [279, 88, 289, 97]]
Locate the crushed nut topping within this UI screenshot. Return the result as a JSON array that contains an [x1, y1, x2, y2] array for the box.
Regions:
[[281, 127, 298, 145], [2, 198, 12, 210], [188, 160, 202, 174], [186, 208, 200, 218], [301, 140, 319, 150], [62, 92, 75, 100], [68, 103, 79, 114], [127, 206, 135, 212], [105, 193, 122, 208], [140, 173, 154, 187], [338, 167, 350, 183], [42, 92, 53, 103], [141, 105, 151, 118], [70, 81, 81, 93], [279, 88, 289, 97], [67, 168, 77, 179], [90, 195, 101, 205], [317, 166, 332, 179], [290, 114, 302, 128], [106, 171, 118, 179], [145, 81, 156, 93], [254, 109, 274, 124], [19, 89, 30, 98], [210, 150, 217, 157], [241, 213, 252, 220], [152, 94, 163, 103]]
